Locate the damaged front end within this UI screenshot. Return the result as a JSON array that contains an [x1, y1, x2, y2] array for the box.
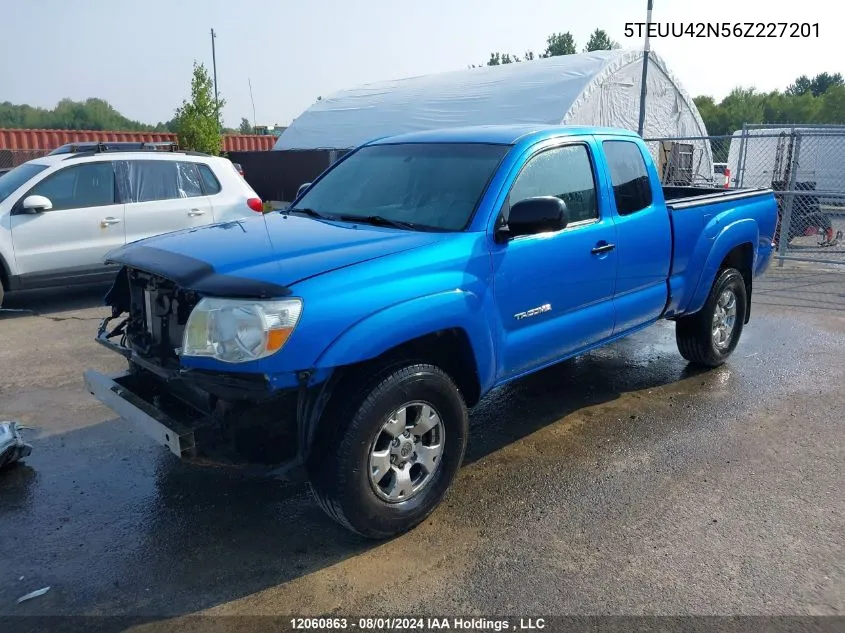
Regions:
[[86, 267, 320, 474]]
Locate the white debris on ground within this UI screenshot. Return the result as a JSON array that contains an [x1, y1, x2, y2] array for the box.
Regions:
[[17, 587, 50, 603], [0, 421, 32, 468]]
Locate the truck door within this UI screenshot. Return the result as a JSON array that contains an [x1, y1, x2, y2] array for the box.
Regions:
[[491, 140, 618, 380], [600, 140, 672, 334]]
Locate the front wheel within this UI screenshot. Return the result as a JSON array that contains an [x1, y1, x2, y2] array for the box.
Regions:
[[307, 363, 468, 539], [676, 267, 747, 367]]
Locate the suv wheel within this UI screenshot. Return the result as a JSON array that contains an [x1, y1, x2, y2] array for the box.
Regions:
[[308, 363, 468, 539]]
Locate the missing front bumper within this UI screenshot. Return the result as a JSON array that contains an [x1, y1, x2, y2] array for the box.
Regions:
[[84, 369, 198, 458], [84, 366, 302, 467]]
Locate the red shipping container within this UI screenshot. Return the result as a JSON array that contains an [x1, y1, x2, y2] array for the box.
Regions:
[[0, 129, 274, 152]]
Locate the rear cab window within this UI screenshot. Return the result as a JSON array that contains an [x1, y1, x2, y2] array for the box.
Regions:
[[602, 140, 653, 215]]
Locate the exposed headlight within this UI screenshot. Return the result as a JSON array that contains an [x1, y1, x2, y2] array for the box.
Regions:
[[181, 298, 302, 363]]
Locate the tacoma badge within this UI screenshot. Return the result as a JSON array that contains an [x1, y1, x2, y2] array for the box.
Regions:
[[514, 303, 552, 320]]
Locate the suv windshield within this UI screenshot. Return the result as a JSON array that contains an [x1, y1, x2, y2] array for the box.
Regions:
[[292, 143, 509, 231], [0, 163, 49, 204]]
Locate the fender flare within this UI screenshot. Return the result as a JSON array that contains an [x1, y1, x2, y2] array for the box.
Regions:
[[685, 218, 758, 315], [313, 290, 497, 394]]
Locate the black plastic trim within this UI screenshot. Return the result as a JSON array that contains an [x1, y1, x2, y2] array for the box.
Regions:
[[0, 253, 12, 290], [12, 265, 120, 291], [665, 187, 773, 211], [106, 244, 291, 298]]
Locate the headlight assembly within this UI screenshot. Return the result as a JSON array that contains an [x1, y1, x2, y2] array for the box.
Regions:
[[181, 298, 302, 363]]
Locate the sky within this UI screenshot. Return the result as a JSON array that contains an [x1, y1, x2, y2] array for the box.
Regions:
[[1, 0, 839, 129]]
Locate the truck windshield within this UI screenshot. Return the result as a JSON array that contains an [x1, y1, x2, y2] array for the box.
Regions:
[[0, 163, 48, 204], [292, 143, 509, 231]]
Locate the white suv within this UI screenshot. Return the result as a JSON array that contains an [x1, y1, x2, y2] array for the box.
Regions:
[[0, 148, 262, 307]]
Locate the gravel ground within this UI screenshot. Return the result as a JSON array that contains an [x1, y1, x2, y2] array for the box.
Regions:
[[0, 266, 843, 631]]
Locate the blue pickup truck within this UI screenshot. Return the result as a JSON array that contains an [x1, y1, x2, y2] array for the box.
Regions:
[[85, 125, 778, 538]]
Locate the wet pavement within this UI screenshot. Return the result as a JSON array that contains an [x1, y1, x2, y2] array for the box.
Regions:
[[0, 267, 843, 625]]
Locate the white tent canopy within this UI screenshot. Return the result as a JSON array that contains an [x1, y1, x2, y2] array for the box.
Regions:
[[275, 49, 709, 155]]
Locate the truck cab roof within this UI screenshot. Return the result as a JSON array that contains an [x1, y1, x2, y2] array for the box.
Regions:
[[367, 124, 641, 146]]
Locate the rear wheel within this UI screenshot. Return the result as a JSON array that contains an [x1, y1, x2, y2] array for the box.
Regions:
[[307, 362, 468, 539], [676, 267, 747, 367]]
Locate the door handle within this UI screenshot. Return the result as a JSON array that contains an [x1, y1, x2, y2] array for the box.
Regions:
[[188, 209, 206, 217], [100, 217, 122, 227], [591, 243, 616, 254]]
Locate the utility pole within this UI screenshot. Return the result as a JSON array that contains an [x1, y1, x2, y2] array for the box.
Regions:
[[637, 0, 653, 136], [248, 78, 257, 134], [210, 28, 220, 129]]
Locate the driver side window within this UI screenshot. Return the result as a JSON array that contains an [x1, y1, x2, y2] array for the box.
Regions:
[[505, 144, 598, 224], [28, 162, 116, 211]]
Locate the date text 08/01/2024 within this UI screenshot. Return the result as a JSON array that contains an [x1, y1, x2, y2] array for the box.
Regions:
[[290, 617, 547, 630], [625, 22, 819, 38]]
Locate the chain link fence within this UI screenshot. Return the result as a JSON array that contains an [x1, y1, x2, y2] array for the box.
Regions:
[[0, 149, 49, 173], [645, 125, 845, 268]]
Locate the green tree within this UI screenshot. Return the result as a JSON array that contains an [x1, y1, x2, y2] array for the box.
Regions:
[[785, 75, 812, 96], [174, 61, 225, 155], [810, 72, 844, 96], [0, 98, 159, 131], [487, 52, 526, 65], [719, 87, 765, 130], [238, 117, 253, 134], [694, 74, 845, 136], [153, 117, 179, 132], [693, 95, 730, 136], [786, 72, 844, 97], [584, 29, 619, 52], [773, 91, 821, 122], [818, 85, 845, 121], [541, 32, 577, 57]]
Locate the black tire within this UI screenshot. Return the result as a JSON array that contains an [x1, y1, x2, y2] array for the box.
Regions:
[[307, 362, 468, 539], [676, 267, 747, 367]]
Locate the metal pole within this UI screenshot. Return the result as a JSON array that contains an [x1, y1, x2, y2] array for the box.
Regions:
[[210, 28, 220, 129], [777, 132, 802, 267], [248, 78, 257, 133], [735, 123, 748, 188], [637, 0, 653, 136]]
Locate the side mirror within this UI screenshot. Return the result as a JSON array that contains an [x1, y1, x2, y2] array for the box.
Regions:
[[504, 196, 568, 239], [296, 182, 312, 199], [21, 195, 53, 213]]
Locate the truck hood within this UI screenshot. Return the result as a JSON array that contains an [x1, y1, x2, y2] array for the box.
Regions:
[[105, 213, 446, 298]]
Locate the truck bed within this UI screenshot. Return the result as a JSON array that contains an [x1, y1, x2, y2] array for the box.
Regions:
[[662, 185, 777, 319]]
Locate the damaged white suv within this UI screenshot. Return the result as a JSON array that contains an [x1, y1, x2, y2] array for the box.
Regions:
[[0, 145, 262, 307]]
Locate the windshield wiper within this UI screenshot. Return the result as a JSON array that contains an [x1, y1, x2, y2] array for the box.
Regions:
[[285, 207, 335, 220], [336, 214, 417, 230]]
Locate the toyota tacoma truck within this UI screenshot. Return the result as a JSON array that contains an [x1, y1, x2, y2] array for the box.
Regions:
[[84, 125, 778, 538]]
